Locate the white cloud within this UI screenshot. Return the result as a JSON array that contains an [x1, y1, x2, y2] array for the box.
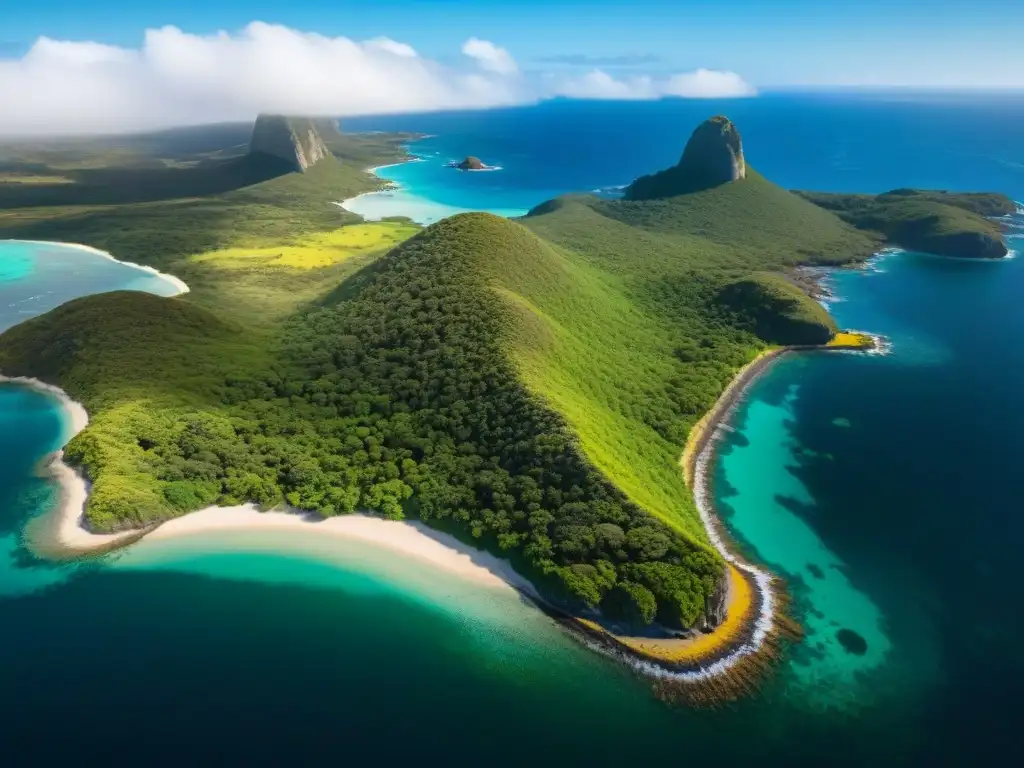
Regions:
[[546, 69, 657, 100], [0, 22, 759, 136], [0, 23, 528, 135], [364, 37, 418, 58], [461, 37, 518, 75], [663, 69, 757, 98], [547, 67, 757, 101]]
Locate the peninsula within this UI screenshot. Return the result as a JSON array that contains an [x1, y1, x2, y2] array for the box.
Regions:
[[0, 113, 1014, 698]]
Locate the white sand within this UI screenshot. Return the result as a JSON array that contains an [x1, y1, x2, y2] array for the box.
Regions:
[[5, 239, 190, 295], [141, 505, 536, 595]]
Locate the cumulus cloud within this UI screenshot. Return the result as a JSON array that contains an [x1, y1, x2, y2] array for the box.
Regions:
[[0, 22, 758, 136], [0, 23, 528, 135], [461, 37, 518, 75], [547, 67, 757, 101], [662, 69, 757, 98]]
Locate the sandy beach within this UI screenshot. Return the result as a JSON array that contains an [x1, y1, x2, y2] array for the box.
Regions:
[[137, 505, 537, 595], [5, 239, 190, 296]]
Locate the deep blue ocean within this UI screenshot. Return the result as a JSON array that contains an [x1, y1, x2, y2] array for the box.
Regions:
[[2, 93, 1023, 764]]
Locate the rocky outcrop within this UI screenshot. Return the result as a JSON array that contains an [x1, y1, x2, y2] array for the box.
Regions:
[[678, 115, 746, 186], [448, 156, 491, 171], [700, 571, 730, 631], [248, 114, 333, 173], [625, 115, 746, 200]]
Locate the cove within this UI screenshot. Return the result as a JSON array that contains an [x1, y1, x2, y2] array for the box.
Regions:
[[0, 240, 186, 333]]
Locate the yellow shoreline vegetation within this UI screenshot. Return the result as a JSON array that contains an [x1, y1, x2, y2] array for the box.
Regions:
[[827, 331, 876, 349]]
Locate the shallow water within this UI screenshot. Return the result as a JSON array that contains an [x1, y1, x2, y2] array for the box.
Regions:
[[0, 240, 183, 332]]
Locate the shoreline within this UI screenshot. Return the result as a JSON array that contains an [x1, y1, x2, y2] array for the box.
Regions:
[[3, 239, 190, 296], [123, 506, 539, 597], [7, 366, 779, 691], [5, 376, 537, 593], [335, 149, 527, 225], [558, 348, 791, 691]]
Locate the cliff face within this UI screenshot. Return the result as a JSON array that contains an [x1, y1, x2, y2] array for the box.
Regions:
[[625, 115, 746, 200], [678, 115, 746, 187], [248, 115, 334, 173]]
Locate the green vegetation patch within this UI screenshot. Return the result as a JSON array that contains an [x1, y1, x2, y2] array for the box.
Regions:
[[715, 272, 836, 345], [798, 189, 1014, 258]]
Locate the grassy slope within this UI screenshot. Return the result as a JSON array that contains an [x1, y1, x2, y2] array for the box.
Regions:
[[513, 175, 877, 539], [797, 189, 1014, 258]]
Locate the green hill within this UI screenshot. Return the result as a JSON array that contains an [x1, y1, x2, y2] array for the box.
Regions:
[[715, 273, 837, 345], [797, 189, 1014, 258]]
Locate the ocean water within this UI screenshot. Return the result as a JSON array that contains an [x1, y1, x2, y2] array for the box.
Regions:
[[2, 94, 1024, 764], [342, 93, 1024, 223], [0, 240, 183, 332]]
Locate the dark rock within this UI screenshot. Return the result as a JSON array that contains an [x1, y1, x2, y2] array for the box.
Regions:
[[448, 156, 491, 170], [836, 628, 868, 655], [625, 115, 746, 199], [701, 569, 730, 630]]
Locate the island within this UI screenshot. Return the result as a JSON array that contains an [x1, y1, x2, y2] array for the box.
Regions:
[[0, 113, 1014, 701], [447, 156, 494, 171]]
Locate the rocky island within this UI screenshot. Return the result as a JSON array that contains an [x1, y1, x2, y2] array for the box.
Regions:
[[447, 156, 494, 171]]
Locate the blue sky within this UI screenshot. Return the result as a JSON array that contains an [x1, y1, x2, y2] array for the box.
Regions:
[[3, 0, 1023, 88], [1, 0, 1022, 135]]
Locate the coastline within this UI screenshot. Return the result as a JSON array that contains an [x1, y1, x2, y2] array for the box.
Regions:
[[123, 506, 538, 597], [336, 150, 526, 226], [3, 239, 190, 296], [0, 374, 145, 560], [8, 363, 781, 693]]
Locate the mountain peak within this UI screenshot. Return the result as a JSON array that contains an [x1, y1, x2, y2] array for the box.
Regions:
[[624, 115, 746, 200], [248, 114, 335, 173]]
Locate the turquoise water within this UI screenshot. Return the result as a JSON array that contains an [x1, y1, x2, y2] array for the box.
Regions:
[[0, 385, 78, 597], [0, 240, 183, 332], [1, 96, 1023, 763]]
